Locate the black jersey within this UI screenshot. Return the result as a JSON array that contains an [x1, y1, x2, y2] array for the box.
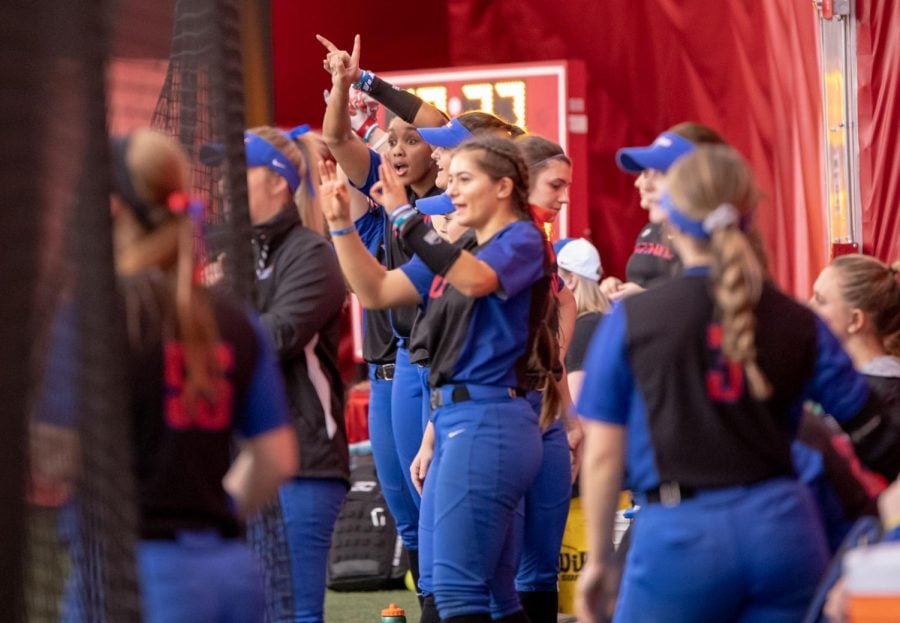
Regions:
[[407, 230, 478, 366], [578, 268, 876, 492], [625, 222, 681, 288], [400, 221, 547, 388], [126, 271, 289, 539], [353, 149, 440, 349]]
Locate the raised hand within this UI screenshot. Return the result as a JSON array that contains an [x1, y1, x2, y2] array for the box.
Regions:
[[369, 159, 409, 214], [318, 160, 352, 228], [316, 34, 361, 89]]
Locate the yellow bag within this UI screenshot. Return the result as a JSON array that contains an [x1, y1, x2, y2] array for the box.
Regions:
[[558, 497, 586, 614]]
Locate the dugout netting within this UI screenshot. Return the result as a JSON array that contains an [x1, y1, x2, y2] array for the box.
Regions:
[[5, 0, 261, 620]]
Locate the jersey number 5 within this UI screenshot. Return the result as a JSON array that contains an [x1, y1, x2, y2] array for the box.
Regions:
[[706, 324, 744, 403], [164, 342, 235, 430]]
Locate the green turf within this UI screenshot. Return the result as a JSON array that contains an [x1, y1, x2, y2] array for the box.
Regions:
[[325, 588, 420, 623]]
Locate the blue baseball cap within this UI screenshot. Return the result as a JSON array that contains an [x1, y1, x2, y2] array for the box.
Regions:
[[615, 131, 695, 174], [417, 118, 474, 148], [416, 192, 455, 216]]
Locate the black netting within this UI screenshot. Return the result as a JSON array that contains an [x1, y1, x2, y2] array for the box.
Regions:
[[8, 0, 258, 619], [152, 0, 255, 305], [9, 0, 142, 621]]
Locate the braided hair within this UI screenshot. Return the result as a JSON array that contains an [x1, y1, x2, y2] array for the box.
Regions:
[[667, 145, 773, 401], [453, 136, 562, 428]]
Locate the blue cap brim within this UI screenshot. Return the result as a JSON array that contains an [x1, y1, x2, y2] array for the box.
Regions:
[[615, 132, 695, 173], [416, 192, 455, 215], [418, 118, 474, 148]]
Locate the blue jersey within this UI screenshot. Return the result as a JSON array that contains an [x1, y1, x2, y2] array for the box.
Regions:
[[576, 270, 870, 493], [400, 219, 546, 388], [353, 148, 440, 343]]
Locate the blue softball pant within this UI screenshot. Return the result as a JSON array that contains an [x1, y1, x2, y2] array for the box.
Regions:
[[615, 477, 829, 623], [391, 345, 427, 512], [419, 388, 543, 620], [368, 361, 420, 551], [516, 416, 571, 593], [137, 533, 266, 623], [277, 478, 347, 623]]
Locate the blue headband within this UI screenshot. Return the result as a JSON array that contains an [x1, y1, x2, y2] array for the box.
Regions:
[[660, 192, 746, 241], [244, 132, 301, 194]]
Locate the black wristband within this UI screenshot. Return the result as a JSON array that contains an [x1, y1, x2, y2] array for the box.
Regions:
[[399, 215, 462, 276], [369, 75, 423, 124]]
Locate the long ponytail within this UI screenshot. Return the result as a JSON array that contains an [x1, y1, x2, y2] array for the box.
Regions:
[[668, 145, 772, 401]]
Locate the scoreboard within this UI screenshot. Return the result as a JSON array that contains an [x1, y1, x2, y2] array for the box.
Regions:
[[379, 60, 588, 239], [353, 60, 589, 362]]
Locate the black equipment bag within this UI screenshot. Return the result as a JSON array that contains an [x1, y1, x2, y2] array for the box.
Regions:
[[327, 452, 408, 591]]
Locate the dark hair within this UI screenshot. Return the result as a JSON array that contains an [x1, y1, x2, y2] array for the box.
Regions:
[[515, 135, 571, 188], [457, 111, 525, 139], [453, 136, 561, 427], [668, 121, 726, 146], [453, 136, 531, 217]]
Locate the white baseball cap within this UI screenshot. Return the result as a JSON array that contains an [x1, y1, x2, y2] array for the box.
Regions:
[[556, 238, 602, 281]]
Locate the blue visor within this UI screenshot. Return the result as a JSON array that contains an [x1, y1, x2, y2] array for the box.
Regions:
[[417, 118, 474, 148], [244, 132, 301, 194], [616, 132, 695, 174], [552, 237, 577, 257], [416, 192, 455, 215]]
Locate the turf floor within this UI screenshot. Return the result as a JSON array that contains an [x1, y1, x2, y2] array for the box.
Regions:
[[324, 588, 420, 623]]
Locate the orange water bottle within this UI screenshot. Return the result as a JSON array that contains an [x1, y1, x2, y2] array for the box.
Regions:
[[381, 603, 407, 623]]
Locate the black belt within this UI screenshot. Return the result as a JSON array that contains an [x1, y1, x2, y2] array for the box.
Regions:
[[374, 363, 396, 381], [642, 482, 697, 506], [429, 384, 527, 410]]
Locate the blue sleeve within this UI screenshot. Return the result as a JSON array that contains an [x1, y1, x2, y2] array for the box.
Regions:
[[354, 206, 387, 256], [239, 314, 291, 437], [476, 221, 545, 299], [576, 302, 632, 426], [804, 317, 870, 423], [399, 255, 436, 304], [350, 148, 382, 199]]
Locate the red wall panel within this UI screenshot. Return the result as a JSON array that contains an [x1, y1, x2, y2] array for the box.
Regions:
[[445, 0, 826, 296], [271, 0, 451, 128], [857, 0, 900, 263]]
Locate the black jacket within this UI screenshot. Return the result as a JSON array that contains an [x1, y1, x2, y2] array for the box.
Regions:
[[253, 205, 349, 482]]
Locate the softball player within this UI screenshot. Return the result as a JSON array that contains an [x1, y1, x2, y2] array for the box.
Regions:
[[319, 34, 442, 589], [575, 145, 900, 623], [320, 136, 556, 623], [109, 129, 298, 623], [601, 123, 725, 301]]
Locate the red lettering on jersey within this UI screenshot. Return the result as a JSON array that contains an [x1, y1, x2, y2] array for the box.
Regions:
[[163, 341, 235, 431], [706, 324, 744, 403], [633, 241, 673, 259], [429, 276, 448, 299]]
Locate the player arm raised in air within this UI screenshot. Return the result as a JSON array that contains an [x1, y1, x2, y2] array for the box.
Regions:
[[318, 34, 446, 131], [319, 34, 373, 188]]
